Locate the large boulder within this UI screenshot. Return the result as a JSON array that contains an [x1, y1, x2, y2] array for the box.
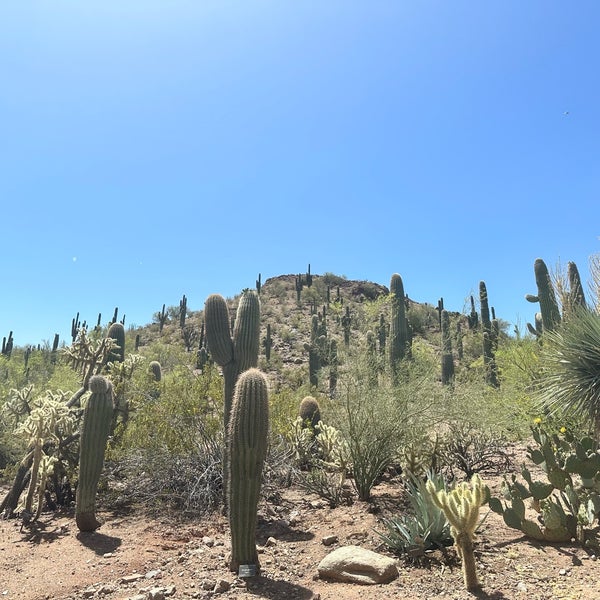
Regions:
[[317, 545, 398, 585]]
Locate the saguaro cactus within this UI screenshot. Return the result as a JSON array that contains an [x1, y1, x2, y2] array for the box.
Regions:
[[440, 310, 454, 384], [106, 322, 125, 364], [228, 368, 269, 574], [205, 290, 260, 503], [526, 258, 561, 333], [205, 290, 261, 429], [479, 281, 499, 387], [389, 274, 409, 377], [76, 375, 114, 532]]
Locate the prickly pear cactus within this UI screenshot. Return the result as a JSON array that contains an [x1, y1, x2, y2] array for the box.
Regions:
[[76, 375, 114, 532], [227, 368, 269, 574]]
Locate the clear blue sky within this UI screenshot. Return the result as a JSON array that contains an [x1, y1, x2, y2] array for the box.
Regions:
[[2, 1, 599, 347]]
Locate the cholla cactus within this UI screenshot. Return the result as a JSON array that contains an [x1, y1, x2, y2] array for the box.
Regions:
[[427, 474, 487, 591], [14, 391, 76, 522]]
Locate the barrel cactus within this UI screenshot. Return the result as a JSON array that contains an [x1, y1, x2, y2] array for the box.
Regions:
[[228, 368, 269, 574], [76, 375, 114, 532], [299, 396, 321, 429]]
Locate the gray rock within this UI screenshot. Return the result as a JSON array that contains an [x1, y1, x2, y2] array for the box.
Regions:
[[317, 545, 398, 585]]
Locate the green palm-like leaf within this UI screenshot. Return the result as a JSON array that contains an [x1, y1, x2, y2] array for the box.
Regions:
[[537, 307, 600, 430]]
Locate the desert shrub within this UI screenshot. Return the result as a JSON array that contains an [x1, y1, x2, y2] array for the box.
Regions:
[[376, 471, 452, 558], [113, 362, 222, 456], [439, 422, 512, 479], [107, 422, 223, 516]]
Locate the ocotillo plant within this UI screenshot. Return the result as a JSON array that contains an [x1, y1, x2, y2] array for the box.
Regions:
[[205, 290, 260, 503], [389, 274, 409, 378], [228, 368, 269, 574], [526, 258, 561, 333], [76, 375, 114, 532], [427, 474, 487, 592], [440, 310, 454, 384]]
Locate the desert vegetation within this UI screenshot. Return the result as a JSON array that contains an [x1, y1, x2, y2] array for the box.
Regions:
[[2, 257, 600, 598]]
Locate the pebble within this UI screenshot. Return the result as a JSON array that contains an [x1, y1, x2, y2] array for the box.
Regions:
[[322, 535, 338, 546]]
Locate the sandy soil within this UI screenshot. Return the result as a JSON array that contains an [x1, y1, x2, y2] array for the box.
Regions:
[[2, 469, 600, 600]]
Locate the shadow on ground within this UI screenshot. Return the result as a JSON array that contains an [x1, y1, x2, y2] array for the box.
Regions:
[[76, 530, 122, 555]]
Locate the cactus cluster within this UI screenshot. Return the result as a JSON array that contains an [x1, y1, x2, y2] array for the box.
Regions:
[[489, 423, 600, 546]]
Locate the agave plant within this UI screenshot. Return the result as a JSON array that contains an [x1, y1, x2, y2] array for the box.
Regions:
[[537, 306, 600, 436], [375, 470, 452, 558]]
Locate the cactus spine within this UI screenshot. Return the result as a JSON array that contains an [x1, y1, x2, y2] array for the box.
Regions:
[[76, 375, 114, 531], [427, 474, 487, 592], [389, 274, 409, 378], [228, 368, 269, 574]]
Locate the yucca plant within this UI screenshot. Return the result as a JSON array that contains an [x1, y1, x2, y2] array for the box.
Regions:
[[537, 306, 600, 437]]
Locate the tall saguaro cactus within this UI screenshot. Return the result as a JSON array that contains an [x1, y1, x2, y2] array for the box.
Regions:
[[479, 281, 499, 387], [389, 273, 409, 378], [205, 290, 260, 504], [228, 368, 269, 574], [76, 375, 114, 532], [526, 258, 561, 333], [440, 310, 454, 384]]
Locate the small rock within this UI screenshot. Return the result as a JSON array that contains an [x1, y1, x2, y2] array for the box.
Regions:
[[317, 545, 398, 584], [147, 588, 165, 600], [200, 579, 216, 590], [102, 552, 114, 558], [265, 536, 277, 547], [322, 535, 338, 546], [517, 581, 527, 592], [81, 588, 96, 598], [145, 569, 162, 579], [213, 579, 231, 593], [121, 574, 144, 584], [202, 536, 215, 547], [559, 568, 568, 576]]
